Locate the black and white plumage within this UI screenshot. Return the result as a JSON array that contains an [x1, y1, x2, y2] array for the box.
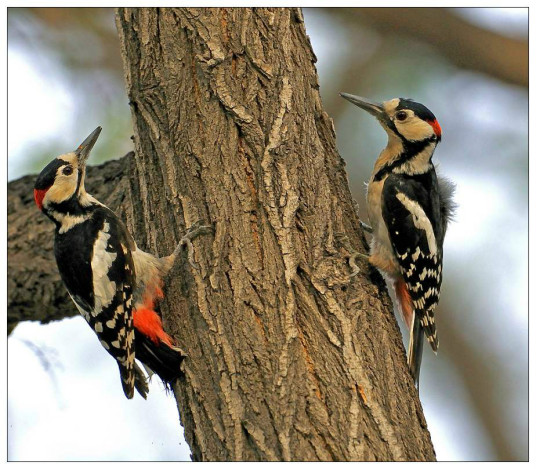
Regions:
[[34, 127, 192, 399], [340, 93, 456, 388]]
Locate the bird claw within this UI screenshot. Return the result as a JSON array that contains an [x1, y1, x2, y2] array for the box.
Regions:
[[348, 253, 360, 277], [176, 221, 213, 270], [360, 220, 373, 233], [348, 251, 370, 277], [172, 344, 188, 357], [335, 232, 369, 277]]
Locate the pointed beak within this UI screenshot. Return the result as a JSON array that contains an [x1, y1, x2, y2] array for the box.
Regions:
[[75, 126, 102, 163], [339, 93, 385, 118]]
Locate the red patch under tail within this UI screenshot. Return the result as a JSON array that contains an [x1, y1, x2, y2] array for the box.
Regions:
[[395, 278, 414, 330], [132, 283, 175, 347]]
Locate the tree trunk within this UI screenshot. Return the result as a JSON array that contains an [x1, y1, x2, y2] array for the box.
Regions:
[[114, 7, 434, 461], [7, 7, 436, 461]]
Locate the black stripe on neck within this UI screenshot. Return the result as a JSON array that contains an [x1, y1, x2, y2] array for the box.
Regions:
[[47, 195, 97, 217], [374, 137, 436, 182], [75, 167, 85, 196]]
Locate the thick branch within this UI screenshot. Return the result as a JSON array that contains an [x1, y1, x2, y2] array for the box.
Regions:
[[330, 7, 527, 88]]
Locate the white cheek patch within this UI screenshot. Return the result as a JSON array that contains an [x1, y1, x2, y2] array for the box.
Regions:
[[44, 176, 77, 205], [43, 153, 81, 205], [395, 117, 434, 141]]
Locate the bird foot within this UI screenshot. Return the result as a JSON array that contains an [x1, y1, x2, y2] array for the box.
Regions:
[[175, 221, 213, 270], [360, 220, 373, 233], [335, 232, 370, 277], [347, 251, 370, 277]]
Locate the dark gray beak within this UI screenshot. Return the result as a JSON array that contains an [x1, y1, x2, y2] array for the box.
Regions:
[[339, 93, 384, 118], [75, 126, 102, 163]]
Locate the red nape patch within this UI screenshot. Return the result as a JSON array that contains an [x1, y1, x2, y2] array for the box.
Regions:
[[34, 188, 49, 211], [133, 308, 174, 347], [427, 119, 442, 138], [395, 278, 414, 330]]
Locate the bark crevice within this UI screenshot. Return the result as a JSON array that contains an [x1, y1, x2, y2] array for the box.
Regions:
[[8, 7, 436, 462], [114, 7, 435, 461]]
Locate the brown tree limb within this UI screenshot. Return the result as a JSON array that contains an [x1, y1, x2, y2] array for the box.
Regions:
[[328, 8, 527, 88]]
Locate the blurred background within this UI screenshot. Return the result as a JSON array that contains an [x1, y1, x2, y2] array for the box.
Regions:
[[7, 7, 528, 461]]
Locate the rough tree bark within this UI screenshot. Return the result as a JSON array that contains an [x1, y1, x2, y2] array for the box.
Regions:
[[8, 7, 436, 461]]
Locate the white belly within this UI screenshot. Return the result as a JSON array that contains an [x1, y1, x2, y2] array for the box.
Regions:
[[366, 175, 398, 272]]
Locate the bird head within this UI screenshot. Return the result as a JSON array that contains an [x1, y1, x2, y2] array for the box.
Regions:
[[340, 93, 441, 144], [34, 126, 102, 212]]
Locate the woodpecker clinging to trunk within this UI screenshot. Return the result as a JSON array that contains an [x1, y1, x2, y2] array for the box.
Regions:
[[340, 93, 455, 388], [34, 127, 211, 399]]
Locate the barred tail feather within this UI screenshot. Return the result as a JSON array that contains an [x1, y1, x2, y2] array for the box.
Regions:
[[133, 362, 150, 398], [408, 314, 425, 389], [134, 331, 185, 386], [118, 363, 135, 399], [118, 361, 149, 399]]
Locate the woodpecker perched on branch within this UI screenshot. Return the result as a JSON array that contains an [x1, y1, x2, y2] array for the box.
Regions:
[[34, 127, 212, 399], [340, 93, 455, 388]]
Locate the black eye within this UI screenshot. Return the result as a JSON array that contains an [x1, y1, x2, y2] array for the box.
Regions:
[[395, 111, 408, 121], [63, 166, 73, 176]]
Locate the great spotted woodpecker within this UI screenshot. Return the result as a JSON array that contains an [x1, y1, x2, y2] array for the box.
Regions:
[[34, 127, 211, 399], [340, 93, 455, 388]]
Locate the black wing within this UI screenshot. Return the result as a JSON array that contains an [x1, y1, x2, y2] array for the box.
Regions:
[[91, 208, 138, 398], [55, 207, 138, 397], [381, 171, 443, 350]]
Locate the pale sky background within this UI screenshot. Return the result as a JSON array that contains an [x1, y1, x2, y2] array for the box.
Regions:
[[6, 7, 529, 462]]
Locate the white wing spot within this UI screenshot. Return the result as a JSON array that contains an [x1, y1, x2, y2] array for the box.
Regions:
[[419, 269, 431, 281], [106, 318, 116, 328], [100, 339, 110, 350], [127, 330, 135, 346]]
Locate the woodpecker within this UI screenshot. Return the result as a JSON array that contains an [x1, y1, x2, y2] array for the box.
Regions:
[[340, 93, 455, 388], [34, 127, 211, 399]]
